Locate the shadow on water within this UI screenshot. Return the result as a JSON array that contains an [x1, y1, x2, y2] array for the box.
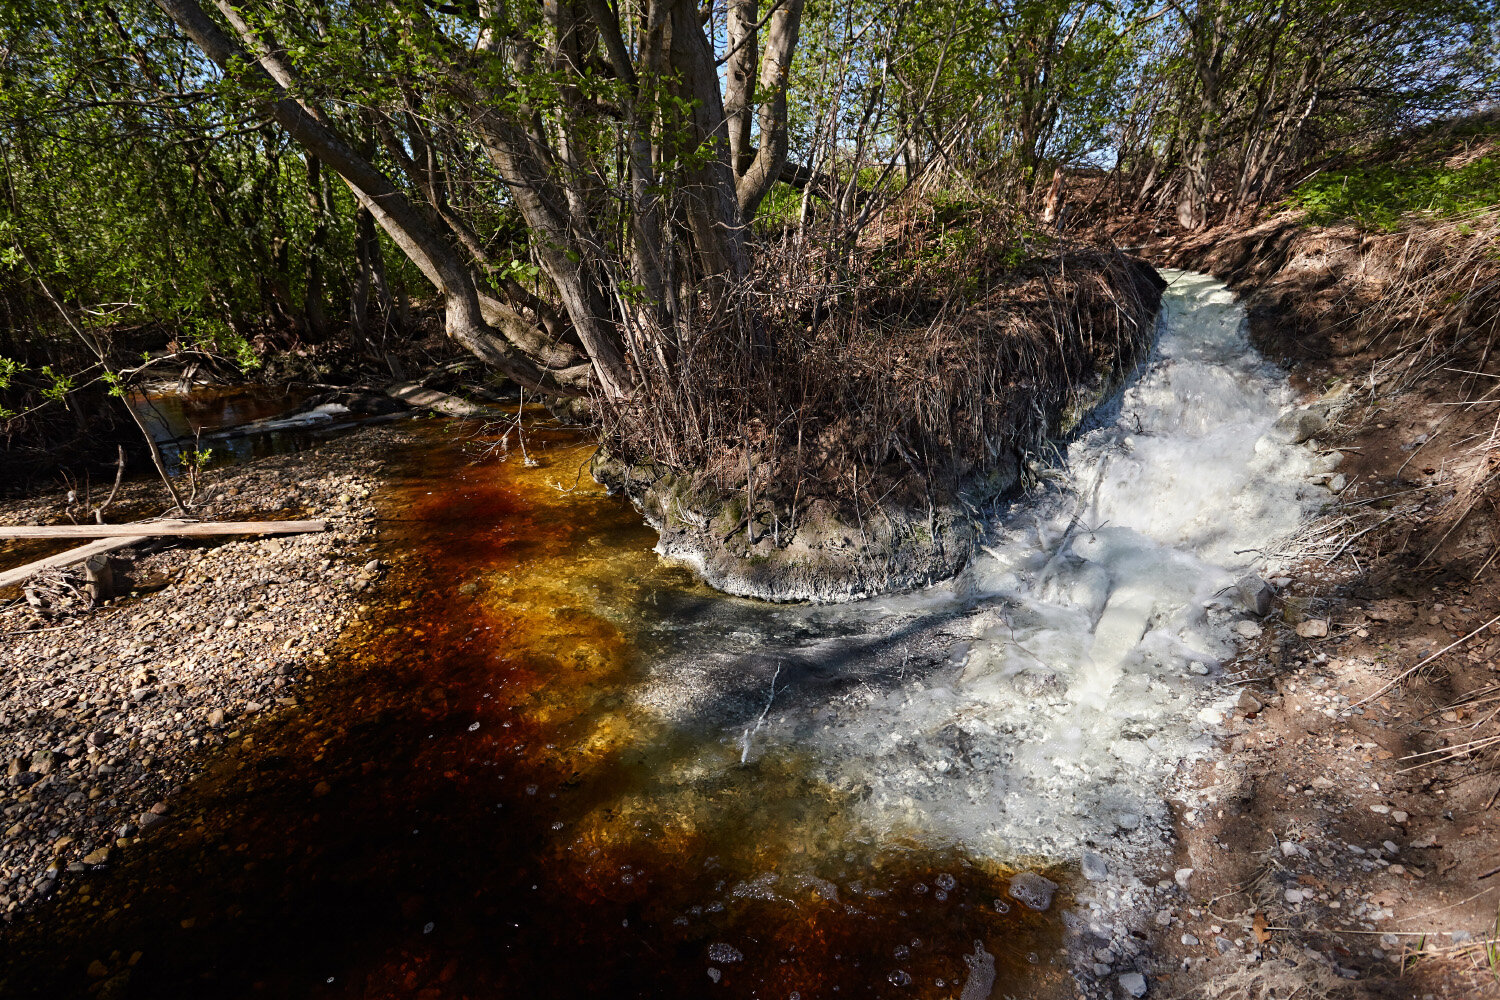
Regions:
[[0, 414, 1070, 999], [130, 386, 396, 469]]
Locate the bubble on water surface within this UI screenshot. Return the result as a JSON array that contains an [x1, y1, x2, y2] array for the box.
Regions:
[[707, 943, 743, 963]]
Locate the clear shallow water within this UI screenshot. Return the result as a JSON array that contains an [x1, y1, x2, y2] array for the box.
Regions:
[[5, 273, 1316, 999]]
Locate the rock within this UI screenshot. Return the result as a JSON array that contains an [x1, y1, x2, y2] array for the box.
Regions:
[[1119, 971, 1148, 997], [82, 847, 110, 865], [1295, 619, 1329, 639], [1007, 871, 1058, 912], [1235, 575, 1274, 617], [1392, 810, 1409, 824], [1329, 474, 1348, 493], [1237, 690, 1266, 715], [1280, 840, 1299, 858], [87, 959, 109, 979], [207, 708, 225, 728], [1082, 851, 1109, 881], [1273, 406, 1329, 444], [313, 781, 331, 797], [1181, 933, 1199, 946], [1115, 812, 1141, 831], [1233, 620, 1263, 639], [1174, 868, 1194, 890], [1284, 888, 1305, 904]]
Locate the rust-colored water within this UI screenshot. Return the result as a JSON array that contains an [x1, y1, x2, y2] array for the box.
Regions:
[[1, 413, 1069, 998]]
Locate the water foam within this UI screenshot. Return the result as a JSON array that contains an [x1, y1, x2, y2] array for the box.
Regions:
[[631, 271, 1316, 867]]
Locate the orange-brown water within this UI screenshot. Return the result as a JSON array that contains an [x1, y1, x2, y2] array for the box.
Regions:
[[1, 413, 1069, 998]]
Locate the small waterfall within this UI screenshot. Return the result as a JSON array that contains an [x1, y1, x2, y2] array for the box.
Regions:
[[629, 271, 1317, 869]]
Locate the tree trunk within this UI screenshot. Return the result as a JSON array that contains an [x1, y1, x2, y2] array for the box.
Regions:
[[154, 0, 592, 397]]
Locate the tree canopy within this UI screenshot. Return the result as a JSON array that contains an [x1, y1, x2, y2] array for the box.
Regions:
[[1, 0, 1495, 403]]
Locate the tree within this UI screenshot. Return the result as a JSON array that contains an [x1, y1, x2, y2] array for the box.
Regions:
[[142, 0, 813, 402]]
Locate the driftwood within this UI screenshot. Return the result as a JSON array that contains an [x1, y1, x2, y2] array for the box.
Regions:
[[0, 519, 324, 590], [387, 382, 501, 418], [0, 520, 326, 539], [0, 531, 168, 590]]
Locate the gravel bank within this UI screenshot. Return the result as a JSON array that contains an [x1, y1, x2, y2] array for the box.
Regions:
[[0, 426, 411, 922]]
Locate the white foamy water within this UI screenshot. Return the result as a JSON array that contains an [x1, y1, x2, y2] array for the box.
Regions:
[[632, 270, 1317, 865]]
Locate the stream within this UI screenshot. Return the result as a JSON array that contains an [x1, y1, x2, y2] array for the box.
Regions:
[[6, 272, 1318, 998]]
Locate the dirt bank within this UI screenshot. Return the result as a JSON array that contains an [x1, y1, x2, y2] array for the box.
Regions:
[[1137, 208, 1500, 999], [597, 248, 1165, 603]]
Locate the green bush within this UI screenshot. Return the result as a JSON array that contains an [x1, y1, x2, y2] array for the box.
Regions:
[[1289, 153, 1500, 231]]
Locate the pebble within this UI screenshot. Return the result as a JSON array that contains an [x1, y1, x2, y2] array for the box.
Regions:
[[1116, 812, 1141, 831], [1174, 868, 1194, 890], [0, 435, 385, 919], [1119, 971, 1148, 997], [1284, 888, 1305, 904], [1295, 619, 1329, 639], [1082, 851, 1109, 881], [1233, 621, 1263, 639]]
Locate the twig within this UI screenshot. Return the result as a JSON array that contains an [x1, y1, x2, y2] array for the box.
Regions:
[[1351, 613, 1500, 708]]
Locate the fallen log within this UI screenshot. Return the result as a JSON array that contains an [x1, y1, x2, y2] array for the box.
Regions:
[[0, 519, 326, 590], [0, 520, 326, 539], [0, 528, 176, 590], [387, 382, 502, 419]]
